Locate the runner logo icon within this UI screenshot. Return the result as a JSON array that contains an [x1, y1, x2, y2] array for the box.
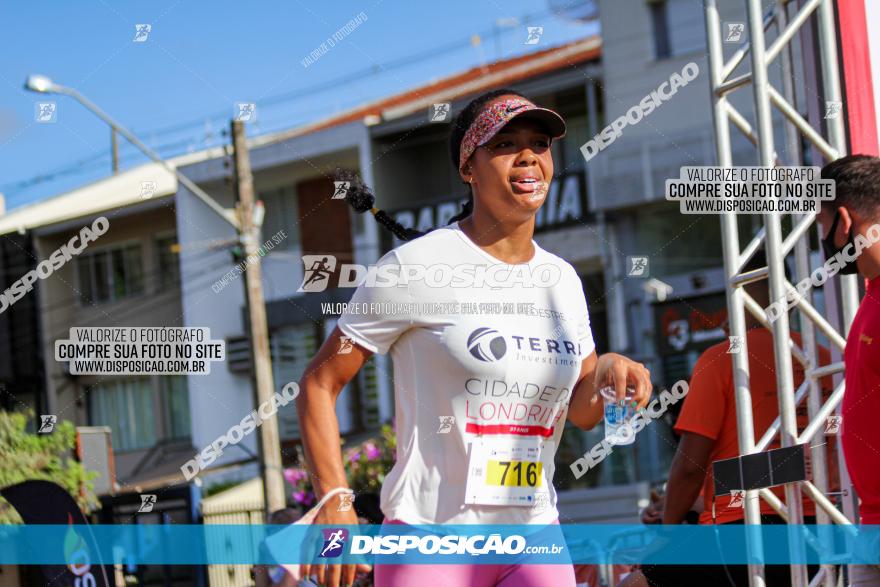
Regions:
[[137, 494, 157, 513], [467, 327, 507, 362], [299, 255, 337, 292], [319, 528, 349, 558], [38, 415, 57, 434]]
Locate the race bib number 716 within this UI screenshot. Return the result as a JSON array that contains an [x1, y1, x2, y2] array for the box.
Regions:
[[465, 436, 552, 506], [486, 460, 542, 487]]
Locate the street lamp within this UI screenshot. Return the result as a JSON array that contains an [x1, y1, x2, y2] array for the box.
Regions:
[[24, 75, 57, 94], [23, 74, 288, 514], [23, 74, 235, 227], [28, 74, 122, 175]]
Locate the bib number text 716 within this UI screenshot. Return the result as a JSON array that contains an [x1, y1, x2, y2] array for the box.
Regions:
[[487, 460, 542, 487]]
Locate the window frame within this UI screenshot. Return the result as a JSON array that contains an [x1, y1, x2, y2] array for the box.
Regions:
[[87, 375, 192, 453], [75, 239, 146, 306], [648, 0, 672, 60], [159, 375, 191, 442], [257, 185, 299, 254], [647, 0, 705, 61], [153, 230, 181, 292], [87, 377, 157, 453]]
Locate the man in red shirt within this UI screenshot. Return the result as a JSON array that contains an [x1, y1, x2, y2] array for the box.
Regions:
[[816, 155, 880, 586], [636, 251, 833, 586]]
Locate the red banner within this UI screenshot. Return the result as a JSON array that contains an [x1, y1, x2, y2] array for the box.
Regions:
[[465, 422, 555, 437]]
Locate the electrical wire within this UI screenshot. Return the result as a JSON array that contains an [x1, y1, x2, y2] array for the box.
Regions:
[[2, 5, 590, 201]]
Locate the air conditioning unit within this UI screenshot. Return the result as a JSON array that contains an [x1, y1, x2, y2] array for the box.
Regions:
[[225, 336, 252, 374]]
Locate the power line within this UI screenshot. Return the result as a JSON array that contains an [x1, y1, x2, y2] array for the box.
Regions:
[[0, 232, 403, 343], [4, 6, 582, 200], [132, 6, 560, 141], [0, 256, 237, 356]]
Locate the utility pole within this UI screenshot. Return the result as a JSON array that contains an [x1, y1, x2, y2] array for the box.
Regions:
[[22, 74, 281, 507], [111, 129, 119, 174], [230, 120, 286, 514]]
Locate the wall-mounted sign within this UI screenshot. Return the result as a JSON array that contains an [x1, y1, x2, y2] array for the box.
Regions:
[[390, 173, 587, 235]]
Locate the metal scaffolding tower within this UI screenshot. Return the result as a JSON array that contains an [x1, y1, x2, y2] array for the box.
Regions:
[[703, 1, 861, 585]]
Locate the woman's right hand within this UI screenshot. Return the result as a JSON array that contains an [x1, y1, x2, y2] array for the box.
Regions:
[[295, 330, 375, 586], [300, 504, 371, 587]]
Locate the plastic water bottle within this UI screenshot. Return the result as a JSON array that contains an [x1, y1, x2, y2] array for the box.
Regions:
[[600, 385, 637, 446]]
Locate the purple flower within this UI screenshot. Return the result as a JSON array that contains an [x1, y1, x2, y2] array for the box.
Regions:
[[349, 452, 361, 463], [292, 490, 316, 507], [365, 443, 381, 461], [283, 468, 307, 485]]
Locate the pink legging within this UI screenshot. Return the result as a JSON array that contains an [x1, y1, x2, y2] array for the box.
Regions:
[[373, 519, 576, 587]]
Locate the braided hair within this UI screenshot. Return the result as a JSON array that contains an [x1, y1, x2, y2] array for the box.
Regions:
[[337, 87, 529, 242]]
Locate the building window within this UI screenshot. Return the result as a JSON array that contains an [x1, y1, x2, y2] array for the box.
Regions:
[[88, 378, 156, 452], [259, 186, 298, 251], [160, 375, 190, 440], [270, 323, 319, 440], [155, 235, 180, 289], [649, 0, 705, 59], [88, 377, 190, 451], [267, 320, 380, 440], [558, 115, 591, 174], [356, 355, 382, 430], [650, 1, 672, 59], [77, 244, 144, 305]]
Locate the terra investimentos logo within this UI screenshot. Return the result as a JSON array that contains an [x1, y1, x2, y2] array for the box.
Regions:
[[466, 326, 582, 366], [467, 327, 508, 362]]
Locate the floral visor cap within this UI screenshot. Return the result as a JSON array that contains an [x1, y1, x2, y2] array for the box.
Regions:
[[458, 96, 567, 173]]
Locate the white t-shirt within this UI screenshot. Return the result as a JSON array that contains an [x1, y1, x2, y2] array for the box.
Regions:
[[337, 222, 596, 525]]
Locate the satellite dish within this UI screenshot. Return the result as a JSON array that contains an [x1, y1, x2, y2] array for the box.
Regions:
[[547, 0, 598, 22]]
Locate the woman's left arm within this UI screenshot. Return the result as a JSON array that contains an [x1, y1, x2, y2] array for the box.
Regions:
[[567, 351, 653, 431]]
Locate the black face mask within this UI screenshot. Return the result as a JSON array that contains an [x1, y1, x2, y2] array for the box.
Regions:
[[822, 211, 859, 275]]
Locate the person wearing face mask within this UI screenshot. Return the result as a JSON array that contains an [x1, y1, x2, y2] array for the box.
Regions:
[[816, 154, 880, 587]]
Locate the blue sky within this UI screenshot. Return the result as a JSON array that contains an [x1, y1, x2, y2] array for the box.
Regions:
[[0, 1, 599, 210]]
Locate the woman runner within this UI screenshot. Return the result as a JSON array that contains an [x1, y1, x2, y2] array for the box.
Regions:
[[296, 88, 653, 587]]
